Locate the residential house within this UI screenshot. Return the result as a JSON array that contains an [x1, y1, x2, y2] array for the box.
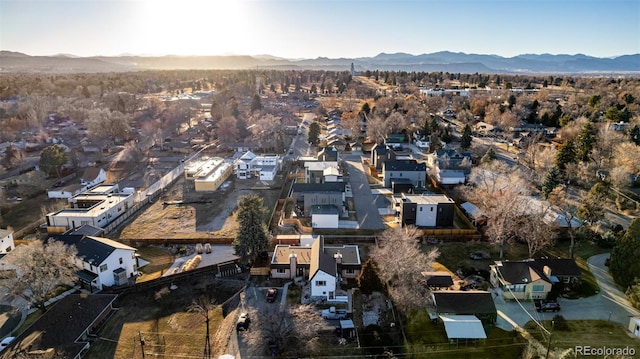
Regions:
[[431, 291, 497, 324], [48, 183, 85, 199], [384, 133, 407, 150], [304, 161, 339, 184], [422, 271, 454, 290], [489, 258, 581, 300], [46, 185, 134, 232], [427, 149, 472, 185], [52, 234, 139, 291], [317, 146, 339, 162], [80, 167, 107, 188], [395, 193, 455, 227], [382, 160, 426, 188], [310, 205, 339, 229], [460, 202, 489, 226], [0, 294, 117, 359], [0, 229, 14, 254], [371, 144, 397, 171], [291, 182, 346, 217], [270, 235, 361, 301]]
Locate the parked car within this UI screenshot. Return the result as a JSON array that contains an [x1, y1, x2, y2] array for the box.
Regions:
[[321, 307, 348, 320], [266, 288, 278, 303], [0, 337, 15, 352], [534, 299, 561, 312], [236, 312, 250, 331]]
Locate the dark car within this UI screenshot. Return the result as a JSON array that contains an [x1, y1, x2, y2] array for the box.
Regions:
[[266, 288, 278, 303], [236, 312, 250, 331], [534, 299, 561, 312]]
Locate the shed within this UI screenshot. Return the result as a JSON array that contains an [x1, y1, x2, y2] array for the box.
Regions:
[[439, 315, 487, 340], [629, 316, 640, 338]]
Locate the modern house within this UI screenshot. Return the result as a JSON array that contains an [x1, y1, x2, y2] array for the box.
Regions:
[[370, 144, 396, 171], [235, 151, 281, 180], [431, 291, 497, 324], [489, 258, 581, 300], [0, 294, 118, 359], [0, 228, 14, 254], [47, 167, 107, 199], [305, 161, 340, 184], [382, 160, 426, 188], [310, 205, 339, 229], [52, 234, 139, 291], [291, 182, 346, 217], [270, 235, 361, 301], [395, 193, 455, 228], [46, 185, 134, 232], [317, 146, 339, 162]]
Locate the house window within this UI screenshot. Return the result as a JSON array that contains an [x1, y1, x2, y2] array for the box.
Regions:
[[316, 280, 326, 286], [99, 264, 108, 272], [430, 207, 433, 211], [419, 207, 423, 212], [277, 268, 286, 274], [346, 269, 355, 274], [532, 285, 545, 292], [119, 257, 123, 265]]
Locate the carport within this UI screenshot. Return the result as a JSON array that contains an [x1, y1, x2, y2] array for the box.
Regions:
[[439, 315, 487, 341]]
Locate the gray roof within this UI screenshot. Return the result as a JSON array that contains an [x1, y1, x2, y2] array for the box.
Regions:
[[383, 160, 426, 172], [52, 235, 136, 266], [311, 205, 339, 215], [67, 224, 104, 237], [292, 182, 345, 193], [433, 291, 496, 315], [493, 260, 550, 285]]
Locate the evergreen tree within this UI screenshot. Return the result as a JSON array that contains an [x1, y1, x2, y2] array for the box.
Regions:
[[629, 125, 640, 146], [441, 127, 451, 144], [555, 141, 576, 171], [577, 183, 607, 225], [233, 194, 270, 265], [481, 147, 497, 163], [361, 102, 371, 115], [460, 124, 472, 150], [250, 94, 263, 113], [1, 144, 23, 170], [540, 166, 562, 199], [428, 133, 442, 153], [308, 122, 320, 145], [39, 144, 68, 178], [575, 122, 598, 162], [609, 219, 640, 289], [356, 259, 385, 295]]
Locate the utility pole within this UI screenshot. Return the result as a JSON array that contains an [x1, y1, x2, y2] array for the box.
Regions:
[[139, 331, 145, 359], [545, 321, 555, 359]]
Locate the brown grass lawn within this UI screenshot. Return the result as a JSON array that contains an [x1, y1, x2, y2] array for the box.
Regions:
[[524, 320, 640, 356], [85, 278, 244, 359], [135, 246, 175, 282]]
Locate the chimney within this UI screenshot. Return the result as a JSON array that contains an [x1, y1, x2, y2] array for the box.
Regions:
[[334, 252, 342, 264], [289, 253, 297, 279]]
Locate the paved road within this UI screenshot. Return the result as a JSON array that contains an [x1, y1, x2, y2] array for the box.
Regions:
[[494, 253, 640, 330], [342, 154, 384, 231]]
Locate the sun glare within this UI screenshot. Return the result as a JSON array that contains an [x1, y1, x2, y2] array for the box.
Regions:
[[137, 0, 249, 55]]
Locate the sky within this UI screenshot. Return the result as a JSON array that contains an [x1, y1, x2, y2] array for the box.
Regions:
[[1, 0, 639, 59]]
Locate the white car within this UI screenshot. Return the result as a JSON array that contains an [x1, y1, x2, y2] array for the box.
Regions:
[[0, 336, 15, 352]]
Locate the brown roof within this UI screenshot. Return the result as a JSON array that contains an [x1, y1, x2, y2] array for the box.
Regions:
[[272, 245, 313, 265], [81, 167, 103, 181]]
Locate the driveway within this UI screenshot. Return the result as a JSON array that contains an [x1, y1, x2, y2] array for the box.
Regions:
[[494, 253, 640, 330], [342, 154, 384, 231]]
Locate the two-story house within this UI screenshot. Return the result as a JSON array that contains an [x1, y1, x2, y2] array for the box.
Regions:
[[395, 193, 455, 227], [304, 161, 339, 184], [270, 235, 361, 301], [427, 149, 472, 185], [291, 182, 346, 217], [382, 160, 426, 188], [52, 234, 139, 291]]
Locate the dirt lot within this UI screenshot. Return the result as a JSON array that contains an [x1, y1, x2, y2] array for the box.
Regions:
[[118, 174, 283, 240]]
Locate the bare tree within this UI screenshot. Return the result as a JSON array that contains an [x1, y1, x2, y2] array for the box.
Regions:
[[548, 186, 580, 258], [366, 113, 388, 144], [3, 239, 78, 312], [216, 116, 239, 144], [514, 200, 557, 258], [187, 297, 217, 359], [370, 226, 439, 311], [243, 304, 331, 357], [465, 162, 531, 258]]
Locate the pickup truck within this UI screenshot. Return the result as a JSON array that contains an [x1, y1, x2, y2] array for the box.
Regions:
[[534, 299, 561, 312], [321, 307, 348, 319]]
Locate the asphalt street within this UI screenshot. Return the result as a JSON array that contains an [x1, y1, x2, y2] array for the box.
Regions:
[[494, 253, 640, 330]]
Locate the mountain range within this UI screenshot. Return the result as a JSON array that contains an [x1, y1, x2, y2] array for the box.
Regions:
[[1, 50, 638, 74]]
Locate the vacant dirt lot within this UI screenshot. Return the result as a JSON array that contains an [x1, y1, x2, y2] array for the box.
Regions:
[[119, 174, 283, 240]]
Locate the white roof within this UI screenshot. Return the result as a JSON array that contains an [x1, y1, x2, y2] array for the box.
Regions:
[[439, 315, 486, 339], [460, 202, 487, 219]]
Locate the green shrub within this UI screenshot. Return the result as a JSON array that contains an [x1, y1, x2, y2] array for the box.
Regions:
[[625, 281, 640, 310], [552, 315, 569, 331]]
